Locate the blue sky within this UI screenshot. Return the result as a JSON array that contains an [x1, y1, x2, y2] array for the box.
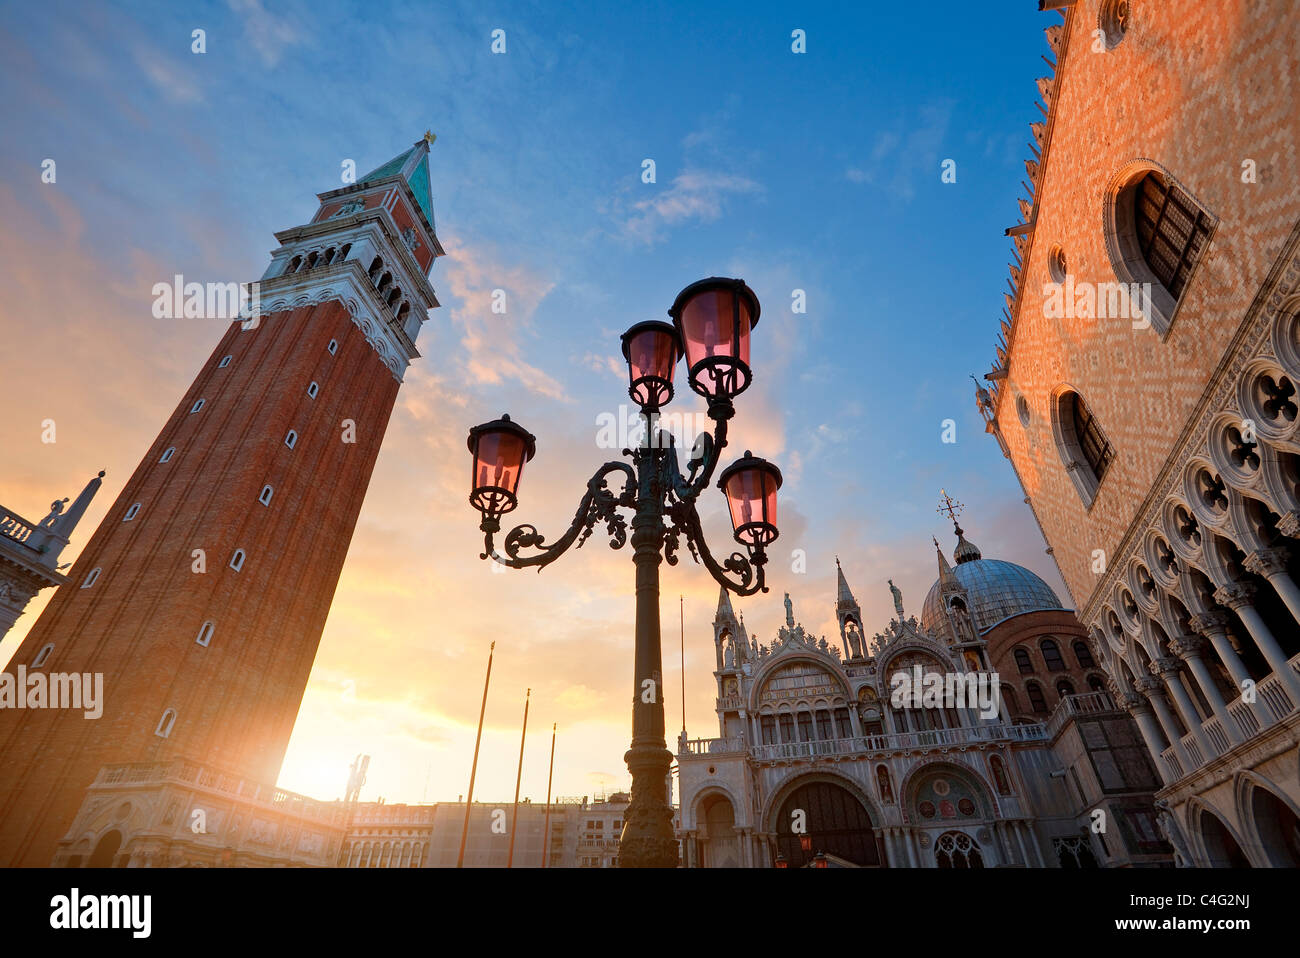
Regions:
[[0, 1, 1072, 803]]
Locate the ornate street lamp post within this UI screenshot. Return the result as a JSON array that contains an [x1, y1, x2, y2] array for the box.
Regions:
[[465, 277, 783, 868]]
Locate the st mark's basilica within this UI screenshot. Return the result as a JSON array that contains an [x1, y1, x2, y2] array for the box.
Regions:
[[676, 515, 1173, 868]]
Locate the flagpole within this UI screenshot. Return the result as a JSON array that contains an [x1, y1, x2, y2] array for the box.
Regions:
[[680, 595, 686, 734], [541, 722, 556, 868], [457, 641, 495, 868], [507, 687, 531, 868]]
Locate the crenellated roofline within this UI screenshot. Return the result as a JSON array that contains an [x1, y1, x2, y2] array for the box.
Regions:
[[983, 4, 1077, 419]]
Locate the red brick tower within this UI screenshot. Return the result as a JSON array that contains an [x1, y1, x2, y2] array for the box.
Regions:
[[0, 137, 444, 866]]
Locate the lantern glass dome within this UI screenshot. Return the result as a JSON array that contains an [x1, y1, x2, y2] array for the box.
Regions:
[[467, 414, 536, 518], [669, 277, 760, 401], [620, 320, 681, 410], [717, 450, 782, 547]]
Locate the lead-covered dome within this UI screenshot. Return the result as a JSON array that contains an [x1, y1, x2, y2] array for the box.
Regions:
[[920, 526, 1064, 634]]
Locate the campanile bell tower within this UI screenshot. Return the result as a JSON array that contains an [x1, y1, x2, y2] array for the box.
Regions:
[[0, 137, 444, 866]]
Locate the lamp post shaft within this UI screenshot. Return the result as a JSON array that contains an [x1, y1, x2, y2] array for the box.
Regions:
[[618, 450, 679, 868]]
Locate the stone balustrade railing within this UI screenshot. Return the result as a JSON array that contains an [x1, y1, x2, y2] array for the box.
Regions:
[[683, 736, 746, 755], [683, 721, 1049, 763], [94, 761, 346, 824], [0, 508, 40, 546], [1044, 690, 1118, 739], [1154, 652, 1300, 784]]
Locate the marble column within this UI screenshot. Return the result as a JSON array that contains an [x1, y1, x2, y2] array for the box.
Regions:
[[879, 827, 895, 867], [1118, 691, 1173, 784], [1189, 608, 1274, 731], [848, 704, 863, 739], [1134, 675, 1190, 772], [1019, 821, 1044, 867], [1169, 634, 1241, 745], [1150, 656, 1212, 758], [1215, 581, 1300, 702], [1011, 821, 1031, 866], [1244, 546, 1300, 626]]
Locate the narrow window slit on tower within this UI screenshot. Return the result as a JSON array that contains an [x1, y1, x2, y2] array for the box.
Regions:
[[160, 447, 175, 463], [190, 399, 205, 414], [32, 644, 53, 668], [328, 339, 339, 355], [259, 485, 273, 506], [230, 549, 246, 572], [124, 503, 140, 521], [218, 355, 232, 368], [196, 621, 215, 647], [155, 709, 177, 738], [285, 430, 298, 449], [81, 568, 101, 589], [307, 381, 319, 399]]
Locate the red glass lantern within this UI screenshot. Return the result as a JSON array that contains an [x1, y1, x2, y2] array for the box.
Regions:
[[812, 851, 829, 868], [620, 320, 682, 411], [718, 451, 782, 547], [668, 277, 760, 401], [466, 414, 536, 519], [799, 835, 812, 854], [774, 853, 788, 869]]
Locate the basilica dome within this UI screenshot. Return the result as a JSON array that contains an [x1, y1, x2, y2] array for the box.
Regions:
[[920, 528, 1065, 635]]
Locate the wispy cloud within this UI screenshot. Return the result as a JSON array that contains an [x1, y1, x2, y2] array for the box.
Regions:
[[226, 0, 305, 68], [580, 352, 623, 379], [843, 104, 952, 200], [616, 170, 763, 245], [442, 238, 566, 401], [132, 45, 202, 104]]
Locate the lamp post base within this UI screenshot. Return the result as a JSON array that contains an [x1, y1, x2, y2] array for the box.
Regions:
[[618, 744, 679, 868]]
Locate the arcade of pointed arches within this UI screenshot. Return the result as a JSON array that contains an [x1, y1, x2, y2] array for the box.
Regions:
[[1083, 300, 1300, 792]]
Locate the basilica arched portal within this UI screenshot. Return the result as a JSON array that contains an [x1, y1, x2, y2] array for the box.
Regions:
[[767, 773, 884, 868]]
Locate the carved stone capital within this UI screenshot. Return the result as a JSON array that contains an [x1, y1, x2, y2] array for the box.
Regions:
[[1149, 656, 1183, 678], [1133, 675, 1162, 695], [1243, 547, 1291, 578], [1167, 634, 1206, 660], [1116, 691, 1145, 713], [1278, 511, 1300, 539], [1213, 581, 1257, 611], [1189, 609, 1231, 635]]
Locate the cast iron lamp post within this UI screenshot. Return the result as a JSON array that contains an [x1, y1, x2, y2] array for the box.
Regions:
[[465, 277, 783, 868]]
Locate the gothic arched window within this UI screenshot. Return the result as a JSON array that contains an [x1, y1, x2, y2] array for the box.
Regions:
[[1087, 674, 1107, 693], [1014, 648, 1034, 675], [1056, 679, 1076, 700], [1105, 164, 1215, 335], [1053, 388, 1113, 506], [1040, 638, 1067, 672], [1073, 640, 1096, 669], [1133, 171, 1212, 302], [1026, 681, 1048, 714]]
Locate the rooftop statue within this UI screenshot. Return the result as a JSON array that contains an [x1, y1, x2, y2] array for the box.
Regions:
[[888, 579, 905, 620]]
